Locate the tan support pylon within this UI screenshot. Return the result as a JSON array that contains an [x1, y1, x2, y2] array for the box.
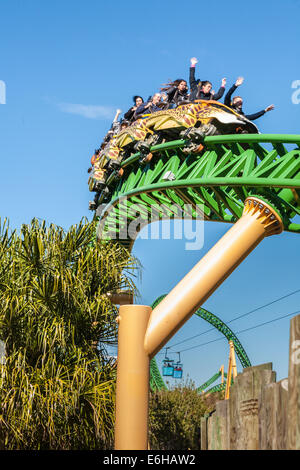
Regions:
[[114, 305, 152, 450], [144, 197, 283, 358], [220, 365, 224, 384], [225, 345, 233, 400], [114, 197, 283, 450], [231, 341, 237, 379], [225, 341, 237, 399]]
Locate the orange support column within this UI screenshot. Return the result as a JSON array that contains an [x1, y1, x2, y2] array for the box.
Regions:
[[220, 365, 224, 384], [114, 197, 283, 450], [114, 304, 152, 450], [225, 341, 237, 399]]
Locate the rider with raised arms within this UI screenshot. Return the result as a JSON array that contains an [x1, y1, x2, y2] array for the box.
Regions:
[[224, 76, 274, 120], [189, 57, 226, 102]]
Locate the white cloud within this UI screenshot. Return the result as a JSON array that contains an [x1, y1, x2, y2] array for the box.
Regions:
[[57, 102, 115, 119]]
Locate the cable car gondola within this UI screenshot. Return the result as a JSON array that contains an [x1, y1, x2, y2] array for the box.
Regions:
[[173, 352, 183, 379], [162, 348, 174, 377]]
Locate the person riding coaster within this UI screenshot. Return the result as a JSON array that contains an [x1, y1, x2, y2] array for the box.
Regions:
[[88, 100, 258, 208], [105, 99, 258, 162]]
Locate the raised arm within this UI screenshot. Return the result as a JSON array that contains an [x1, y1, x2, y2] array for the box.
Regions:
[[213, 78, 226, 101], [113, 109, 122, 122], [134, 101, 152, 118], [189, 57, 199, 93], [245, 104, 274, 121], [224, 77, 244, 107], [124, 107, 135, 120]]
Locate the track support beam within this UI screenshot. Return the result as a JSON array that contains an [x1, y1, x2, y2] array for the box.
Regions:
[[114, 197, 283, 449], [144, 197, 283, 358], [114, 305, 152, 450]]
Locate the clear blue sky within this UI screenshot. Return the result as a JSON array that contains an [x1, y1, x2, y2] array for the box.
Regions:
[[1, 0, 300, 388]]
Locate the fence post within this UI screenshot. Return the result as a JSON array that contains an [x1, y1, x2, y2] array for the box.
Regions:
[[288, 314, 300, 450], [228, 373, 240, 450], [259, 378, 288, 450], [207, 411, 215, 450], [259, 382, 274, 449], [229, 363, 275, 449], [214, 399, 229, 450], [276, 379, 289, 449], [200, 415, 208, 450]]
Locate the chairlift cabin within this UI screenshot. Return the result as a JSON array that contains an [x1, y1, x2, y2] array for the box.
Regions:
[[162, 348, 174, 377], [173, 352, 183, 379]]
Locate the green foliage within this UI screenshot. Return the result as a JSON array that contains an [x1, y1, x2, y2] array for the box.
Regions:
[[0, 217, 138, 449], [149, 380, 222, 450]]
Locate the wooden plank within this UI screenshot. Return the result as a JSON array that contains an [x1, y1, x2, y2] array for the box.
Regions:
[[259, 382, 276, 449], [287, 314, 300, 450], [234, 364, 275, 449], [228, 374, 240, 450], [215, 400, 229, 450], [276, 379, 289, 449], [259, 373, 287, 450], [236, 369, 258, 449], [207, 411, 215, 450], [208, 410, 223, 450], [243, 362, 273, 373], [200, 416, 208, 450], [206, 363, 288, 450]]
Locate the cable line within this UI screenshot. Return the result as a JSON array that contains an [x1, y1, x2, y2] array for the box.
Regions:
[[177, 309, 300, 353], [167, 288, 300, 349]]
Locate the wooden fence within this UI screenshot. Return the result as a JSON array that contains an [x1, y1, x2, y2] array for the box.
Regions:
[[200, 313, 300, 450]]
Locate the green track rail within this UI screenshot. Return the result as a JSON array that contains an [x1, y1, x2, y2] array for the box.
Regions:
[[96, 134, 300, 250], [197, 371, 227, 392]]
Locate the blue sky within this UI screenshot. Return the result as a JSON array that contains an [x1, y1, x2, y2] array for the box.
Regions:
[[1, 0, 300, 388]]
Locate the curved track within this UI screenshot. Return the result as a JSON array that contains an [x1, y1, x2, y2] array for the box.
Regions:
[[197, 371, 227, 393], [95, 134, 300, 250]]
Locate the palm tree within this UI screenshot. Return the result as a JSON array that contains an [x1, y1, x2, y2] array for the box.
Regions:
[[0, 217, 139, 449]]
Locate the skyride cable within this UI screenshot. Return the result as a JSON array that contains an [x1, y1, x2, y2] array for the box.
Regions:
[[167, 288, 300, 350], [171, 308, 300, 354]]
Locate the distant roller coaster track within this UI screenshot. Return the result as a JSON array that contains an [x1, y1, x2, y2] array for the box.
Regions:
[[149, 294, 251, 392]]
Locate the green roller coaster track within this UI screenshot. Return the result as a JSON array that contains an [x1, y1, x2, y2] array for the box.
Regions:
[[95, 134, 300, 250], [197, 370, 227, 393], [91, 133, 300, 393], [149, 294, 251, 392]]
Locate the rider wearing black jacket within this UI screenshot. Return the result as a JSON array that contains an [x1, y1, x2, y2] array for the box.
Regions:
[[124, 96, 144, 122], [161, 79, 189, 107], [224, 77, 274, 121], [189, 57, 226, 102], [134, 93, 164, 118]]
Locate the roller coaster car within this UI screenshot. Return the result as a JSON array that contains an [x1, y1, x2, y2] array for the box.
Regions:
[[88, 156, 107, 193], [88, 100, 259, 202], [104, 100, 258, 161]]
